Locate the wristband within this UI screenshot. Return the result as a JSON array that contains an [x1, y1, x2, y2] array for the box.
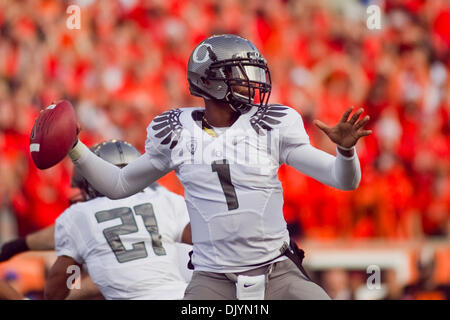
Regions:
[[337, 145, 355, 151], [68, 140, 84, 162], [337, 145, 356, 159], [0, 238, 29, 262]]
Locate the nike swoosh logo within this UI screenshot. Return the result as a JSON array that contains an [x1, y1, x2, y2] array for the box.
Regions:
[[243, 283, 255, 288]]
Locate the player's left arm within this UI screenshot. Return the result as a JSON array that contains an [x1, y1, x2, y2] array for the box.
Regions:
[[313, 107, 372, 156], [45, 256, 82, 300], [284, 107, 371, 191]]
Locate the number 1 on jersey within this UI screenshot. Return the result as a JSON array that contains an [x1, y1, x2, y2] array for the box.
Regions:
[[212, 160, 239, 210]]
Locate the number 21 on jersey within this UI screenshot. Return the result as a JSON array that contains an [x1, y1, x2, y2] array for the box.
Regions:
[[95, 203, 166, 263]]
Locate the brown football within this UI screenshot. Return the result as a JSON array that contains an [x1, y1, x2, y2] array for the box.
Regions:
[[30, 100, 78, 170]]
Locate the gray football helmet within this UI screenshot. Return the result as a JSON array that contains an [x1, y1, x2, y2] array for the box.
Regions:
[[187, 34, 271, 114], [71, 140, 142, 201]]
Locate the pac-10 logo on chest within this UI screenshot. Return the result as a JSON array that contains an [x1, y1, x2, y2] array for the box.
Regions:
[[186, 139, 197, 155]]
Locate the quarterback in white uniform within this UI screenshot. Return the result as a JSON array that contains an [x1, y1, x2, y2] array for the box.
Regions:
[[145, 105, 311, 272], [66, 34, 372, 299], [46, 141, 192, 300]]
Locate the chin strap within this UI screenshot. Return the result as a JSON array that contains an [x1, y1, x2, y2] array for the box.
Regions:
[[224, 92, 238, 112], [228, 103, 238, 112]]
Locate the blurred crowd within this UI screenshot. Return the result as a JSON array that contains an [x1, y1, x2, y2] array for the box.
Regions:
[[0, 0, 449, 242], [319, 265, 449, 300]]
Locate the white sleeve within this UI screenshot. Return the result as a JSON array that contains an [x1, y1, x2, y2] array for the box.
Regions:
[[285, 144, 361, 191], [69, 112, 180, 199], [279, 107, 361, 190], [71, 142, 169, 199], [54, 210, 83, 264], [144, 119, 175, 172], [279, 108, 310, 163]]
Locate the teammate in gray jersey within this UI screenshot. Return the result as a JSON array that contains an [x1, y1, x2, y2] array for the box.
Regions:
[[3, 140, 193, 300], [63, 34, 371, 299]]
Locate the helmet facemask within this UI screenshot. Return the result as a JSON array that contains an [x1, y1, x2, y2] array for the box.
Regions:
[[206, 56, 271, 114]]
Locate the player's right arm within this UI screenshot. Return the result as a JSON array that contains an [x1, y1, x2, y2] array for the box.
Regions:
[[68, 117, 174, 200], [0, 225, 55, 262], [69, 143, 168, 199]]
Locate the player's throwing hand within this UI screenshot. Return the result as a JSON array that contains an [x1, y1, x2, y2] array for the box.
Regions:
[[314, 107, 372, 149]]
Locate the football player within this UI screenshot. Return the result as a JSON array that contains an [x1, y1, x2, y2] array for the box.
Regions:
[[65, 34, 371, 299], [42, 140, 192, 300]]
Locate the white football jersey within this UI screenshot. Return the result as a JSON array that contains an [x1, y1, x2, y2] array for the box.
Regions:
[[54, 185, 191, 300], [145, 105, 309, 273]]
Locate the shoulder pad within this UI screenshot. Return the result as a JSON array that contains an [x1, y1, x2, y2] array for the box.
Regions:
[[250, 104, 289, 135], [151, 108, 183, 150]]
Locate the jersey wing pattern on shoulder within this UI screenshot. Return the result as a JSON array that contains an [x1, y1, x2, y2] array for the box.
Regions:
[[151, 109, 183, 149], [250, 104, 289, 135]]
